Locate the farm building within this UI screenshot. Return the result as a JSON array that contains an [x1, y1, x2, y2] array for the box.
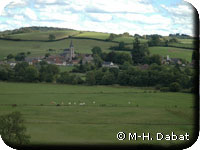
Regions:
[[102, 62, 119, 68]]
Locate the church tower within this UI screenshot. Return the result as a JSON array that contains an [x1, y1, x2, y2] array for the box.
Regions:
[[70, 40, 75, 61]]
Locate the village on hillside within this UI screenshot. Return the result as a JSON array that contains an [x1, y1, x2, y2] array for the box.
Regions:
[[0, 39, 194, 69]]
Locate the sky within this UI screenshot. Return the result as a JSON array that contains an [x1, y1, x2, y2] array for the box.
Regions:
[[0, 0, 196, 36]]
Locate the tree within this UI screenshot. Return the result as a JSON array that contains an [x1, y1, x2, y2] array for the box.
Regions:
[[14, 62, 29, 81], [0, 65, 14, 81], [148, 35, 161, 46], [45, 53, 50, 58], [93, 54, 103, 68], [86, 71, 96, 85], [24, 66, 39, 82], [91, 46, 102, 56], [0, 112, 30, 146], [107, 33, 117, 41], [101, 71, 115, 85], [7, 54, 14, 60], [15, 53, 26, 61], [149, 54, 162, 65], [27, 51, 31, 55], [169, 82, 181, 92], [118, 42, 125, 50], [169, 37, 178, 43], [39, 64, 59, 82], [49, 34, 56, 41], [131, 38, 149, 64]]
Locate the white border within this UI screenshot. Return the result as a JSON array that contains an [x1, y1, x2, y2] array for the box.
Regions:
[[0, 0, 199, 149]]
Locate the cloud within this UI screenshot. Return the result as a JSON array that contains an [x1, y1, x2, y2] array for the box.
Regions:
[[24, 8, 38, 20], [0, 0, 194, 36], [88, 13, 113, 22], [0, 0, 13, 16]]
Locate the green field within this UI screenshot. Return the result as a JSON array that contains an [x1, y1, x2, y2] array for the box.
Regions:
[[0, 39, 117, 59], [74, 31, 110, 40], [5, 30, 79, 41], [0, 82, 195, 146], [113, 37, 147, 44], [149, 47, 193, 62]]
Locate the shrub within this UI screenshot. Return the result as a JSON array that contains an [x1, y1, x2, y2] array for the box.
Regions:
[[169, 82, 181, 92], [155, 84, 161, 90], [160, 87, 170, 92]]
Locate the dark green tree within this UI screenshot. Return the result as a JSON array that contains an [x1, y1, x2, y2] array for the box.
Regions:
[[118, 42, 125, 50], [86, 71, 96, 85], [131, 38, 149, 64], [101, 71, 115, 85], [7, 54, 14, 60], [24, 66, 39, 82], [148, 35, 161, 46], [15, 53, 26, 61], [93, 54, 103, 68], [169, 82, 181, 92], [14, 62, 29, 81], [91, 46, 102, 56], [0, 112, 30, 146], [49, 34, 56, 41]]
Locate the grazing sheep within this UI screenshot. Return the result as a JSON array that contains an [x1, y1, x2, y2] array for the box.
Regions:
[[93, 101, 96, 104], [61, 102, 64, 105], [128, 102, 131, 104], [74, 102, 76, 105], [79, 102, 85, 106], [51, 101, 56, 104], [68, 102, 71, 105]]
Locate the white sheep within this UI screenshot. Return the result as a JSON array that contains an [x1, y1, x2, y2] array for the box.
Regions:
[[68, 102, 71, 105]]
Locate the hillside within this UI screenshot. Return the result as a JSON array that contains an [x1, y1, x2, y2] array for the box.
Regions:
[[0, 26, 195, 62]]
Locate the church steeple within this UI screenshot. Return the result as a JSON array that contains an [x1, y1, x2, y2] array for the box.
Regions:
[[69, 40, 74, 61], [70, 40, 73, 48]]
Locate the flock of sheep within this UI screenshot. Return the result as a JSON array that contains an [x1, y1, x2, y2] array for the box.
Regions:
[[50, 101, 132, 106]]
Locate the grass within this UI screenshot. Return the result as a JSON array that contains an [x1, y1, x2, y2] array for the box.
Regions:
[[58, 66, 75, 72], [0, 82, 195, 146], [149, 47, 193, 62], [5, 30, 80, 41], [0, 39, 117, 60], [113, 37, 147, 44], [74, 31, 110, 40]]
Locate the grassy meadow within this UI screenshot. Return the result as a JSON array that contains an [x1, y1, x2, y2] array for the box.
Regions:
[[74, 31, 110, 40], [4, 30, 80, 41], [0, 82, 195, 146], [0, 38, 118, 59], [149, 47, 193, 62], [0, 39, 193, 62]]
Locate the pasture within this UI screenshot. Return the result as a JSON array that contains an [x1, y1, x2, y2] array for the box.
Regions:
[[113, 37, 147, 44], [4, 30, 79, 41], [149, 47, 193, 62], [0, 39, 117, 60], [0, 82, 195, 146], [74, 31, 110, 40]]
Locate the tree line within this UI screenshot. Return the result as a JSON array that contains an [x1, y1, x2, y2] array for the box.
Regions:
[[0, 60, 194, 92]]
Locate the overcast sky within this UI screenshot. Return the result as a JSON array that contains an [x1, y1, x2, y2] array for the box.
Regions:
[[0, 0, 195, 36]]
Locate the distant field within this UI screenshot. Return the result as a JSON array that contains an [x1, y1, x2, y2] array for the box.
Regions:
[[74, 31, 110, 40], [5, 30, 79, 41], [113, 37, 147, 44], [168, 43, 194, 49], [149, 47, 193, 62], [58, 66, 75, 72], [0, 39, 117, 59], [0, 82, 195, 146]]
